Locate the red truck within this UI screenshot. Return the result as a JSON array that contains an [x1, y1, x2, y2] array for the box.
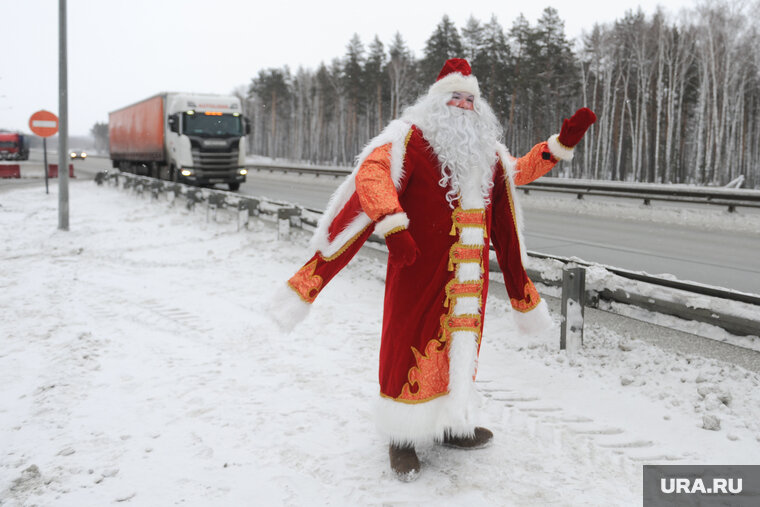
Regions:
[[0, 133, 29, 161]]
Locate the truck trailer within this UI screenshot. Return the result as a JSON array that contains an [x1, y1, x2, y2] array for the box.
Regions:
[[109, 92, 250, 191], [0, 133, 29, 160]]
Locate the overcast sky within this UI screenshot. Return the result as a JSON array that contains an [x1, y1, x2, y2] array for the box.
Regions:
[[2, 0, 697, 137]]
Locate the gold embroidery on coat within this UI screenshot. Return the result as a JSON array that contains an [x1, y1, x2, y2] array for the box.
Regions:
[[447, 242, 483, 271], [287, 259, 323, 303], [397, 337, 450, 402], [510, 280, 541, 312], [444, 278, 484, 308], [355, 144, 403, 221], [449, 207, 486, 236]]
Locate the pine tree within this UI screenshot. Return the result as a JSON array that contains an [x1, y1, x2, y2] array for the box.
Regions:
[[507, 14, 538, 148], [422, 15, 464, 81], [388, 32, 417, 118], [474, 15, 511, 118], [461, 16, 484, 63], [249, 68, 292, 158], [535, 7, 579, 132], [90, 122, 109, 154], [365, 36, 388, 135], [343, 34, 366, 157]]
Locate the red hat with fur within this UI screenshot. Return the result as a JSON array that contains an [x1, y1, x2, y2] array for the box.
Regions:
[[428, 58, 480, 100]]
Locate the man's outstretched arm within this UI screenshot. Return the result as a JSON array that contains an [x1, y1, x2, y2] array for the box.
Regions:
[[513, 108, 597, 186], [271, 143, 416, 331]]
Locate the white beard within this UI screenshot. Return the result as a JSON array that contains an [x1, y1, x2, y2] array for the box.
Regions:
[[402, 92, 503, 209]]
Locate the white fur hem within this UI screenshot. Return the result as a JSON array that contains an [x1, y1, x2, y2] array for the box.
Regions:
[[375, 328, 481, 446], [428, 73, 481, 100], [547, 134, 574, 161], [267, 283, 311, 334], [374, 389, 480, 446], [375, 212, 409, 237], [512, 299, 554, 335]]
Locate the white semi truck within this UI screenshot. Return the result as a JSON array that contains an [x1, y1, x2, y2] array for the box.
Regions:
[[109, 92, 250, 191]]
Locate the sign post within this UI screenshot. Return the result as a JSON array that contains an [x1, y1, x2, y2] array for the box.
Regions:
[[28, 110, 59, 195], [58, 0, 69, 231]]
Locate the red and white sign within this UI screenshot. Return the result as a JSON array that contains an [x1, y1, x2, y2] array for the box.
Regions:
[[28, 110, 59, 137]]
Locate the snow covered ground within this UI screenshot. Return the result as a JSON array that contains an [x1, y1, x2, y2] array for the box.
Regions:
[[2, 181, 759, 506]]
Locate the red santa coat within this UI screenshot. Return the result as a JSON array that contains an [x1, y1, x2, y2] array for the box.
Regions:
[[286, 119, 558, 444]]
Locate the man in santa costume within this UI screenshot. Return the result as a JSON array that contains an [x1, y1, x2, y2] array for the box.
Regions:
[[271, 58, 595, 481]]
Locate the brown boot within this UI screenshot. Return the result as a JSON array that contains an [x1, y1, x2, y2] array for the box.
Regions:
[[388, 443, 420, 482], [442, 427, 493, 449]]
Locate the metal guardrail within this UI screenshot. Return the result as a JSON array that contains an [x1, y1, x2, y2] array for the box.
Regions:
[[247, 161, 350, 178], [520, 179, 760, 211], [98, 170, 760, 340], [518, 252, 760, 338], [246, 161, 760, 211]]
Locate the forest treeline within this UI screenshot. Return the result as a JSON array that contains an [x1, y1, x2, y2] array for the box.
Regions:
[[240, 1, 760, 187]]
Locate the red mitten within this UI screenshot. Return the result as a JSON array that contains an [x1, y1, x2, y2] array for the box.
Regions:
[[385, 229, 419, 266], [558, 107, 597, 148]]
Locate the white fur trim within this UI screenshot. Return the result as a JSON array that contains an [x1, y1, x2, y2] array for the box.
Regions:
[[547, 134, 575, 161], [453, 296, 480, 315], [512, 299, 554, 335], [375, 212, 409, 237], [428, 73, 481, 101], [457, 263, 482, 283], [458, 176, 489, 210], [310, 120, 412, 258], [375, 330, 481, 445], [267, 283, 312, 334], [459, 226, 485, 246]]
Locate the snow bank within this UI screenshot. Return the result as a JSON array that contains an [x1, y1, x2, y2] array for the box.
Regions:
[[521, 191, 760, 235], [525, 256, 760, 352], [1, 181, 759, 506]]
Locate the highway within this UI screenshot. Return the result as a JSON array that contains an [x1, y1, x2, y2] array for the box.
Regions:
[[4, 151, 759, 295], [238, 170, 760, 295]]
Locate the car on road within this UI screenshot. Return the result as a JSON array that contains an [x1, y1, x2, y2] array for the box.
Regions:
[[70, 151, 87, 160]]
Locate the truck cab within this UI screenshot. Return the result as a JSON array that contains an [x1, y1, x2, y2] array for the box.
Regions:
[[109, 92, 249, 192], [0, 133, 29, 161], [165, 94, 249, 191]]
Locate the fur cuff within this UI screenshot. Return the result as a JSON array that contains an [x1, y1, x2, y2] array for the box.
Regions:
[[268, 282, 312, 334], [375, 212, 409, 237], [547, 134, 574, 161], [512, 300, 554, 335]]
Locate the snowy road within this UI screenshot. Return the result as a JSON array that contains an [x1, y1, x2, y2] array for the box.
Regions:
[[1, 181, 759, 505], [240, 170, 760, 295]]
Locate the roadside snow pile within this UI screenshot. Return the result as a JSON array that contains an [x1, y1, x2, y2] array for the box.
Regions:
[[525, 256, 760, 352], [1, 181, 759, 506], [521, 191, 760, 235]]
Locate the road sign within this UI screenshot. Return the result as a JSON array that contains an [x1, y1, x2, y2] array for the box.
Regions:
[[28, 110, 59, 137]]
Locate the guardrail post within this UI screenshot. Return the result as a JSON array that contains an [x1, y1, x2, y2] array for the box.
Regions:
[[207, 193, 227, 222], [150, 180, 164, 200], [185, 188, 204, 210], [560, 266, 586, 351], [277, 207, 301, 240], [237, 198, 260, 230]]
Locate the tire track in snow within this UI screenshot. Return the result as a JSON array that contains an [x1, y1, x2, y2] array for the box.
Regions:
[[478, 380, 686, 465]]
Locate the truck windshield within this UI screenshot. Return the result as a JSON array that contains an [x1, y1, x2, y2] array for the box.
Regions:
[[183, 113, 243, 137], [0, 141, 17, 148]]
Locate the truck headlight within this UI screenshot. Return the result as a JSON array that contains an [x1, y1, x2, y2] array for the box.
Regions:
[[181, 169, 194, 177], [238, 168, 248, 176]]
